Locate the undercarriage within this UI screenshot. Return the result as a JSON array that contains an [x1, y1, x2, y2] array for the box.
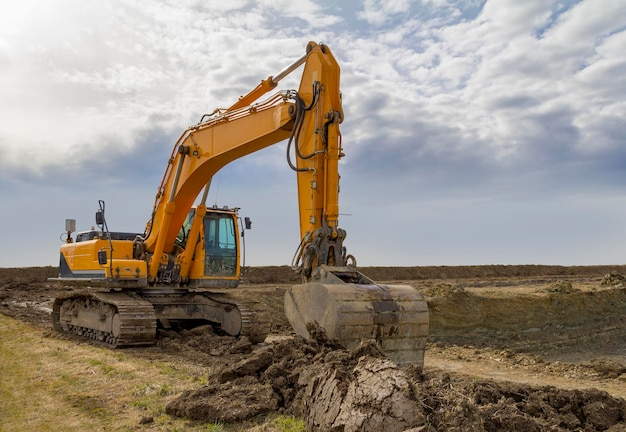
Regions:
[[52, 289, 272, 347]]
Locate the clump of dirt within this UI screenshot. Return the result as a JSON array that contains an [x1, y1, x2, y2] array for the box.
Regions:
[[295, 356, 423, 431], [583, 359, 626, 379], [602, 272, 626, 287], [153, 325, 240, 366], [166, 375, 279, 422], [542, 280, 579, 293]]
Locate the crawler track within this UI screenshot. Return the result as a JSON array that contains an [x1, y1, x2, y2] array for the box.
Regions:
[[52, 292, 157, 347], [204, 293, 272, 343]]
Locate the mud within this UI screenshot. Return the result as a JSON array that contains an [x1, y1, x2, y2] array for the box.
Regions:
[[1, 265, 626, 431], [162, 322, 626, 431], [414, 371, 626, 432]]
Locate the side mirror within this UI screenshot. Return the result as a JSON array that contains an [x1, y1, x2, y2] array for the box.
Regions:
[[244, 217, 252, 230], [65, 219, 76, 233], [97, 250, 108, 266], [95, 210, 104, 226]]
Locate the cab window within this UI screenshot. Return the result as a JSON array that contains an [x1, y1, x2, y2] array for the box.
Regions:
[[203, 213, 237, 276]]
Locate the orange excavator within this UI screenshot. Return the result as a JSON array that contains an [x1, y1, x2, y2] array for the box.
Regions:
[[51, 42, 429, 366]]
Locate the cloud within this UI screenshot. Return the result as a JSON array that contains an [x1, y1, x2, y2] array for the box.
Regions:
[[1, 0, 626, 267], [333, 0, 626, 202], [357, 0, 413, 25]]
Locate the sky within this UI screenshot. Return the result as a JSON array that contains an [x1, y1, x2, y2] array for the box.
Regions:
[[1, 0, 625, 268]]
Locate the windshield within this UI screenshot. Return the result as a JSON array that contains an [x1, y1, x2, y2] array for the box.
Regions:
[[203, 213, 237, 277]]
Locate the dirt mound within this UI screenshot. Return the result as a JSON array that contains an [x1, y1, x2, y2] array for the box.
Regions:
[[602, 272, 626, 287], [542, 280, 579, 293], [421, 282, 467, 297], [166, 324, 423, 430], [417, 372, 626, 431], [165, 375, 279, 422], [240, 265, 626, 284], [355, 264, 626, 282], [164, 323, 626, 431], [427, 284, 626, 352]]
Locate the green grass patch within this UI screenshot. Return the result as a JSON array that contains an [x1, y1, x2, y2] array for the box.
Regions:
[[267, 414, 307, 432]]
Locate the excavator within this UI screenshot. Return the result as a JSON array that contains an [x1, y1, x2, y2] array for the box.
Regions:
[[50, 42, 429, 366]]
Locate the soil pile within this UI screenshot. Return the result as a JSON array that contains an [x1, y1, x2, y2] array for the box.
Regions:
[[165, 324, 423, 431], [164, 323, 626, 432], [602, 272, 626, 287], [415, 371, 626, 431]]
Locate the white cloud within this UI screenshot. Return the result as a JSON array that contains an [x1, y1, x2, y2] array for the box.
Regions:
[[257, 0, 341, 27], [357, 0, 413, 25], [0, 0, 311, 173], [2, 0, 626, 267]]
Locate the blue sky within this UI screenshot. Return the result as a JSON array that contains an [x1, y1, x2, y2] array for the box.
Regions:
[[1, 0, 625, 267]]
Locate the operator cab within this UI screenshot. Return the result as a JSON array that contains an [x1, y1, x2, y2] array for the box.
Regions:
[[176, 206, 246, 278]]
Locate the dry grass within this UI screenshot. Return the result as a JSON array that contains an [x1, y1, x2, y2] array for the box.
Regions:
[[0, 314, 204, 430], [0, 314, 304, 431]]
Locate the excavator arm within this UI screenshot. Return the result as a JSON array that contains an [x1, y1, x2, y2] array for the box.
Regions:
[[139, 93, 295, 282], [139, 41, 350, 284]]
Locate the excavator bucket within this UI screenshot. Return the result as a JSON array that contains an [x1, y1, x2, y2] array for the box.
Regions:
[[284, 265, 429, 367]]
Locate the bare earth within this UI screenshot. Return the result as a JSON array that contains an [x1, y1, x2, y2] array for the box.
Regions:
[[1, 265, 625, 431]]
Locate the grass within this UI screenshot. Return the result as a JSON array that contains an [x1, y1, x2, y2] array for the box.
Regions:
[[0, 314, 305, 431], [267, 415, 307, 431], [243, 414, 307, 432], [0, 315, 217, 431]]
